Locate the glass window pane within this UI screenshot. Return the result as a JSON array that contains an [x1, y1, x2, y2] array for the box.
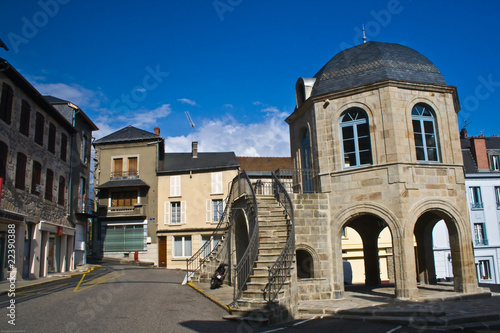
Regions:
[[343, 139, 355, 153], [426, 134, 436, 147], [427, 148, 438, 161], [416, 148, 425, 161], [423, 120, 435, 134], [357, 123, 369, 137], [359, 151, 372, 165], [344, 153, 356, 167], [358, 137, 370, 151], [414, 133, 423, 147], [412, 120, 421, 133], [342, 126, 354, 139], [174, 237, 182, 256], [184, 236, 192, 257]]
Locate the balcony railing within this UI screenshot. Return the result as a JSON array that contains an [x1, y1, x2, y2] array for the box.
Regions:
[[275, 168, 320, 194], [471, 202, 484, 210], [98, 203, 146, 217], [475, 238, 489, 246], [110, 170, 139, 179], [77, 198, 97, 215]]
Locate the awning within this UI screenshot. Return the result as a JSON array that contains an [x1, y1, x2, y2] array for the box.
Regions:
[[97, 178, 150, 189]]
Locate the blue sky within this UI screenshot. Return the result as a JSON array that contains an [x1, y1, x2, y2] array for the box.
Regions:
[[1, 0, 499, 156]]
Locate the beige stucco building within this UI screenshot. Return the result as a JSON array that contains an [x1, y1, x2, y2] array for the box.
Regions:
[[157, 142, 239, 269]]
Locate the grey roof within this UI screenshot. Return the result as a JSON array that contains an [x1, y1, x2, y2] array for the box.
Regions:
[[158, 152, 239, 174], [44, 95, 99, 131], [310, 42, 447, 97], [98, 178, 149, 189], [94, 126, 161, 145], [44, 95, 69, 104]]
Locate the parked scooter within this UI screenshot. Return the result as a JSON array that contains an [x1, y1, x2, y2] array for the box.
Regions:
[[210, 263, 228, 289]]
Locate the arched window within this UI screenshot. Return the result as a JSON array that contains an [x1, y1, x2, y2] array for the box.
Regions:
[[412, 104, 439, 162], [296, 249, 314, 279], [340, 108, 372, 168]]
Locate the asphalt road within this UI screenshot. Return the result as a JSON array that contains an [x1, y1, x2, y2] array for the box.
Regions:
[[0, 262, 437, 333]]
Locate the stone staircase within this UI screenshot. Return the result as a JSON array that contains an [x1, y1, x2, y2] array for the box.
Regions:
[[225, 195, 292, 324]]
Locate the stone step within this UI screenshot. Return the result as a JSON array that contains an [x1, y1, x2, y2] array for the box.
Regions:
[[258, 247, 283, 255], [236, 298, 269, 310], [223, 309, 271, 325]]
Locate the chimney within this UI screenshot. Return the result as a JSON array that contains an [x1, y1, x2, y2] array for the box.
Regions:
[[470, 137, 489, 171], [154, 127, 160, 136], [460, 128, 467, 139], [192, 141, 198, 158]]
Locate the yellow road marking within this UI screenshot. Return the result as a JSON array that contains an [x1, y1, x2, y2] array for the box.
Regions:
[[73, 273, 86, 292], [74, 272, 125, 292]]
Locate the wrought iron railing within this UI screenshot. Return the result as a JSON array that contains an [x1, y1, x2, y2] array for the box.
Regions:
[[275, 168, 320, 193], [185, 174, 237, 281], [264, 172, 295, 302], [475, 238, 489, 246], [186, 171, 260, 308], [111, 170, 139, 178], [230, 172, 259, 306], [471, 202, 484, 209]]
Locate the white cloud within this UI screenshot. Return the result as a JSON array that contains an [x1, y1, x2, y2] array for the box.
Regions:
[[93, 104, 172, 139], [34, 82, 104, 109], [163, 109, 290, 157], [177, 98, 197, 106]]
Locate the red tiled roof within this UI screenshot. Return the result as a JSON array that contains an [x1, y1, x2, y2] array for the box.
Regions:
[[237, 156, 291, 172]]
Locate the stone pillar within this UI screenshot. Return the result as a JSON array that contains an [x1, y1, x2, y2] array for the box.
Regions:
[[14, 223, 25, 280], [40, 231, 49, 277], [393, 234, 417, 299], [67, 235, 75, 271], [60, 234, 67, 272], [361, 234, 381, 286], [331, 236, 344, 299]]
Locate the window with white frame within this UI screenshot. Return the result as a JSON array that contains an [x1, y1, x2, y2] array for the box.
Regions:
[[206, 199, 223, 223], [476, 259, 492, 281], [491, 154, 500, 171], [201, 235, 222, 258], [164, 201, 186, 224], [470, 186, 483, 209], [474, 223, 488, 246], [412, 104, 439, 162], [211, 172, 223, 194], [495, 186, 500, 209], [340, 108, 372, 168], [173, 235, 191, 257], [170, 175, 181, 196]]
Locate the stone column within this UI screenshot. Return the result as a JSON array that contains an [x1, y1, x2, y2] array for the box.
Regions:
[[40, 231, 49, 277], [60, 234, 67, 272], [361, 233, 381, 286], [393, 234, 417, 299]]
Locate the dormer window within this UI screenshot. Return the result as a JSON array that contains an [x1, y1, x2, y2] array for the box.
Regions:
[[490, 153, 500, 171]]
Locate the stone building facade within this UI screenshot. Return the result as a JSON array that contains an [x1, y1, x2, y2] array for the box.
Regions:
[[0, 58, 77, 280], [286, 42, 479, 300]]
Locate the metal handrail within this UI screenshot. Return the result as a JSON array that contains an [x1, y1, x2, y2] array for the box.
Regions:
[[275, 168, 320, 193], [264, 172, 295, 302], [230, 172, 259, 306], [185, 174, 239, 280]]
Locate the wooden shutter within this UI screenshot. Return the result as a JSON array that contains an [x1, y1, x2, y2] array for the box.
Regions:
[[113, 158, 123, 176], [164, 202, 170, 224], [128, 157, 138, 175], [212, 172, 223, 194], [181, 201, 186, 224], [170, 176, 181, 196], [206, 199, 212, 222]]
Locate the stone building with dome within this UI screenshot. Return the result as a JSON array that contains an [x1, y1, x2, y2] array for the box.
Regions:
[[287, 41, 480, 302]]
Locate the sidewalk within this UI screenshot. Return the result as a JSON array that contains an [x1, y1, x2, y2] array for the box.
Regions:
[[0, 264, 100, 296]]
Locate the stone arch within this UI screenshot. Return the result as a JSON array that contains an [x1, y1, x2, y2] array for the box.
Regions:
[[407, 199, 478, 293], [232, 208, 250, 266], [295, 244, 319, 279], [332, 202, 402, 294]]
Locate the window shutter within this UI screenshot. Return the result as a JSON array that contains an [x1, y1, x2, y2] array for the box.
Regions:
[[212, 172, 223, 194], [206, 199, 212, 222], [164, 202, 170, 224], [181, 201, 186, 224], [170, 176, 181, 196]]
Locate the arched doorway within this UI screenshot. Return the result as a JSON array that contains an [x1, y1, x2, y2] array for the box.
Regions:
[[414, 210, 467, 291], [234, 210, 249, 266], [341, 214, 394, 288]]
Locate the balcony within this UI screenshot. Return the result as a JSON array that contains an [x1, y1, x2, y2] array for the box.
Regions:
[[98, 203, 146, 218], [475, 238, 489, 246], [471, 202, 484, 210], [77, 198, 97, 216], [110, 170, 139, 180]]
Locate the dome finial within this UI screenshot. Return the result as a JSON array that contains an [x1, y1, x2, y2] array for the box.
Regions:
[[362, 25, 367, 44]]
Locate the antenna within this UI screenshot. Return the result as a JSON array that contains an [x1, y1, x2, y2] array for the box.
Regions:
[[185, 111, 195, 141], [362, 25, 367, 44]]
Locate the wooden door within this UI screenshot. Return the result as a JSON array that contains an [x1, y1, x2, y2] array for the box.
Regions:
[[158, 236, 167, 267]]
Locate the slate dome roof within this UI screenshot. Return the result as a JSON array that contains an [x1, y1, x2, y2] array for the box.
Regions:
[[310, 41, 447, 97]]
